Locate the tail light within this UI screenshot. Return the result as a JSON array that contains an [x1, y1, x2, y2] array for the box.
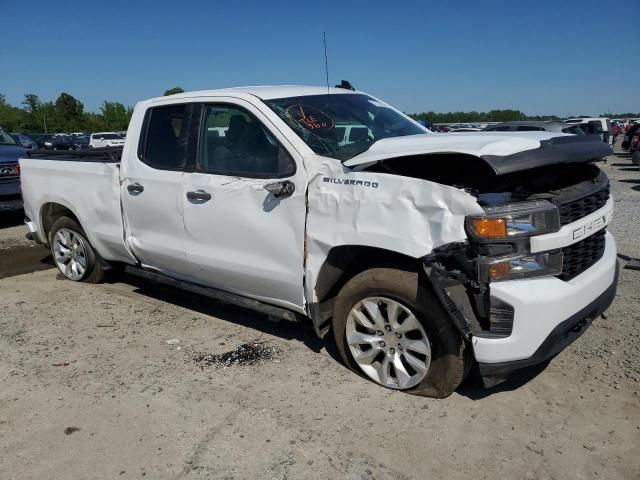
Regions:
[[0, 163, 20, 177]]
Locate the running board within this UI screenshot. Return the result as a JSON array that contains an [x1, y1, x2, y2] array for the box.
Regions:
[[123, 266, 302, 323]]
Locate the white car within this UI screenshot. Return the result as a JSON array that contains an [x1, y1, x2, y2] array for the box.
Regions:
[[19, 86, 616, 397], [89, 132, 125, 148], [564, 118, 613, 145]]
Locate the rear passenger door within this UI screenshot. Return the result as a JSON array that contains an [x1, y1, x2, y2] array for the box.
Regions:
[[121, 103, 193, 279], [181, 99, 307, 311]]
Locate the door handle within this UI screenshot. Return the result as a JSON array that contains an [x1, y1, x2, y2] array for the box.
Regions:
[[264, 180, 295, 199], [186, 189, 212, 202], [127, 183, 144, 194]]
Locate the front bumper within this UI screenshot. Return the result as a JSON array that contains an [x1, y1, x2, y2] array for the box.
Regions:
[[478, 260, 618, 385], [474, 231, 618, 384]]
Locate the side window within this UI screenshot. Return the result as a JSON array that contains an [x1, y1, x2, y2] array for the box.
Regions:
[[588, 121, 603, 134], [348, 126, 370, 142], [198, 104, 295, 178], [140, 104, 188, 170]]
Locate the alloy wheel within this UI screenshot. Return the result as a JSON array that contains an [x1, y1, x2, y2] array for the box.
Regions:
[[345, 296, 431, 389]]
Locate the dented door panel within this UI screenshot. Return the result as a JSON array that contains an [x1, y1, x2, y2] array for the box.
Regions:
[[181, 172, 307, 311]]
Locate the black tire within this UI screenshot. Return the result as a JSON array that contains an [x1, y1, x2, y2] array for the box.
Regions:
[[332, 268, 469, 398], [49, 216, 106, 283]]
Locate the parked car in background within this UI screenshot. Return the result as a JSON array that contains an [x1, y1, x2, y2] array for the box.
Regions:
[[622, 123, 640, 150], [484, 121, 586, 135], [564, 118, 612, 144], [89, 132, 126, 148], [30, 134, 53, 149], [449, 123, 479, 129], [71, 135, 90, 150], [10, 133, 38, 149], [630, 130, 640, 153], [334, 123, 371, 145], [46, 135, 76, 151], [0, 127, 27, 211]]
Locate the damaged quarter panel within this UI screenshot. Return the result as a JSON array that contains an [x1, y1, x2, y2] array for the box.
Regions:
[[304, 157, 484, 305]]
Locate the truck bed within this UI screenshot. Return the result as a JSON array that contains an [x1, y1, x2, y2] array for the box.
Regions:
[[19, 149, 134, 264]]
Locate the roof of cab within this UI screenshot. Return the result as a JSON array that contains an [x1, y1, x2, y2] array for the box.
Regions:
[[144, 85, 358, 105]]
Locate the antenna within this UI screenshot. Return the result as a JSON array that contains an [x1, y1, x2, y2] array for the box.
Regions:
[[323, 32, 330, 94]]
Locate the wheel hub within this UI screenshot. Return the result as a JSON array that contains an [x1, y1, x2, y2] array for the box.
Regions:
[[52, 228, 88, 281], [345, 296, 432, 390]]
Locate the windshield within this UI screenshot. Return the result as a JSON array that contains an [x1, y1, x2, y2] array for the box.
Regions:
[[0, 128, 18, 146], [264, 93, 425, 160]]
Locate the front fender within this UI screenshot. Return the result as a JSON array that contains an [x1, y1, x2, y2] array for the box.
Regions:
[[304, 161, 483, 306]]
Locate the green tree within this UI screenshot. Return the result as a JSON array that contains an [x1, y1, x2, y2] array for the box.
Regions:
[[164, 87, 184, 96], [22, 94, 41, 113], [99, 101, 133, 131], [0, 94, 26, 131], [54, 93, 84, 131]]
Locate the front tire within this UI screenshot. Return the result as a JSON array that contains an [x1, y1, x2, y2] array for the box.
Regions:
[[332, 268, 468, 398], [49, 216, 106, 283]]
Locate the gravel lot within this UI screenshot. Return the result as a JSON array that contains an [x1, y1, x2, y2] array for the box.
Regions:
[[0, 147, 638, 480]]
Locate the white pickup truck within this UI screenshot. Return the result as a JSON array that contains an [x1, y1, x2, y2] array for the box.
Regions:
[[20, 86, 617, 397]]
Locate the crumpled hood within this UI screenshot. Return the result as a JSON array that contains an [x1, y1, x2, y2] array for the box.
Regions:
[[343, 132, 613, 175], [0, 145, 29, 163]]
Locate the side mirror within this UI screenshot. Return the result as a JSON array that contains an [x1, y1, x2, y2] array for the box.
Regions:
[[264, 180, 295, 199]]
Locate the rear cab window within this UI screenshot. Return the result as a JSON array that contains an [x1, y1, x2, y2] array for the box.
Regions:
[[138, 104, 188, 170]]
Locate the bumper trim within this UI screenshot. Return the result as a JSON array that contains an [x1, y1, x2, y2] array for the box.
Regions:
[[24, 217, 43, 244], [478, 261, 619, 387]]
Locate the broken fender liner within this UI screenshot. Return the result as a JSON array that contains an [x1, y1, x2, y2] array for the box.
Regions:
[[481, 135, 612, 175], [423, 263, 473, 340]]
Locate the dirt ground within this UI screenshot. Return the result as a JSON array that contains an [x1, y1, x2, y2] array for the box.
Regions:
[[1, 150, 639, 480]]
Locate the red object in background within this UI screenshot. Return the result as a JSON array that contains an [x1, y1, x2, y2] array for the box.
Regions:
[[631, 134, 640, 151]]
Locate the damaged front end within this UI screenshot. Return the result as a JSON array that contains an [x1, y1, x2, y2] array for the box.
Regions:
[[421, 165, 611, 386], [423, 242, 517, 344]]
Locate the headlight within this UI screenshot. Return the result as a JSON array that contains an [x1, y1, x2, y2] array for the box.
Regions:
[[477, 251, 563, 282], [466, 200, 560, 241]]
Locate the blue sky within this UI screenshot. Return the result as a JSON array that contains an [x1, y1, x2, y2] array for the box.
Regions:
[[2, 0, 638, 116]]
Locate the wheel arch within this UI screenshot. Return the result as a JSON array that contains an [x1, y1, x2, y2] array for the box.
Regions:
[[308, 245, 424, 336], [40, 201, 82, 245]]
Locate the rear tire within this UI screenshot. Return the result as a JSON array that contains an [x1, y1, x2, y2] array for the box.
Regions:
[[49, 216, 106, 283], [332, 268, 468, 398]]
